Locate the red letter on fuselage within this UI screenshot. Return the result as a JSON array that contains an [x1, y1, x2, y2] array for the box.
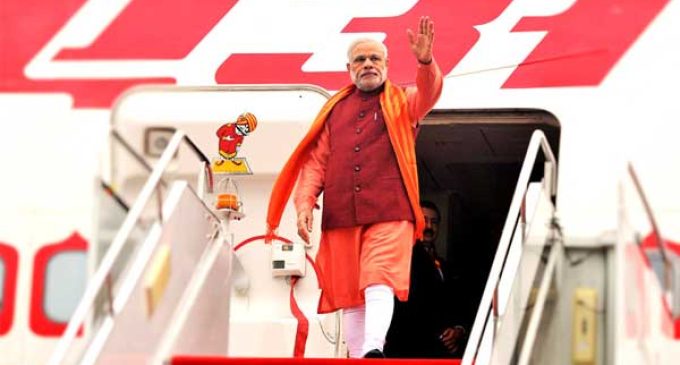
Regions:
[[215, 0, 513, 88], [504, 0, 670, 88]]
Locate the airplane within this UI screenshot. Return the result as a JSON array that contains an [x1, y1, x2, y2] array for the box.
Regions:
[[1, 0, 680, 364]]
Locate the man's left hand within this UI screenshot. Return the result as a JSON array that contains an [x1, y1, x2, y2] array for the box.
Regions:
[[439, 326, 466, 354], [407, 16, 435, 64]]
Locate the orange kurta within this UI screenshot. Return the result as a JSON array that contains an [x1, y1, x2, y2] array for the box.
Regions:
[[314, 221, 414, 313], [267, 60, 443, 313]]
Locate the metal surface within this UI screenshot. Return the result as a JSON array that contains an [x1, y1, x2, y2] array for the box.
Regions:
[[516, 242, 561, 365], [90, 182, 228, 364], [462, 130, 558, 365], [110, 129, 158, 182], [627, 163, 673, 293], [489, 184, 551, 363], [48, 130, 220, 365]]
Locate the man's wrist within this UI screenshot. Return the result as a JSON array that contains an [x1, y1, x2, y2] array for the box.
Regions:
[[297, 205, 313, 216], [294, 196, 317, 214]]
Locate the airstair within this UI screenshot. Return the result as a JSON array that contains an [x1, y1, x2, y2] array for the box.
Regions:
[[48, 128, 231, 365], [460, 138, 680, 364], [48, 85, 680, 365], [458, 131, 560, 365], [461, 140, 680, 364]]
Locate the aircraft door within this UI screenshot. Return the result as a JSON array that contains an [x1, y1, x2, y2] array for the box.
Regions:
[[415, 109, 561, 352], [109, 85, 340, 357]]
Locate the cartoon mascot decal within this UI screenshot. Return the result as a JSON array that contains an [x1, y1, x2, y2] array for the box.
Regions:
[[213, 112, 257, 174]]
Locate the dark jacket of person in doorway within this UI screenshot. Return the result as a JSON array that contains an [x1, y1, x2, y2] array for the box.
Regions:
[[384, 200, 466, 358]]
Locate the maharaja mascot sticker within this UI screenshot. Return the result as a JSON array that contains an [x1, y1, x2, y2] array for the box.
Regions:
[[212, 112, 257, 174]]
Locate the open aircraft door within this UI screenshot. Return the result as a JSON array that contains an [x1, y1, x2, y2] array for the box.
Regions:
[[49, 85, 338, 364], [106, 85, 338, 360]]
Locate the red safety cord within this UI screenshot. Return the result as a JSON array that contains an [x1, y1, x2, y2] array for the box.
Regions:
[[233, 235, 321, 357]]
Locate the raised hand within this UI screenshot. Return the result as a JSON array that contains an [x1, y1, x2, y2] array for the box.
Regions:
[[407, 16, 435, 64]]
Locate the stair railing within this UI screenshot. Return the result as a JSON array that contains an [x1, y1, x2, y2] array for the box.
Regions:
[[627, 163, 674, 296], [626, 163, 677, 317], [48, 129, 215, 365], [462, 130, 558, 365]]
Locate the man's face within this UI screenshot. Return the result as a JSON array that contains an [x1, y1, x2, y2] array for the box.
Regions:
[[422, 206, 440, 244], [347, 41, 388, 92]]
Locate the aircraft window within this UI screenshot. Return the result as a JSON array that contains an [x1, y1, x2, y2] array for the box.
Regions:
[[43, 251, 86, 323], [0, 243, 18, 336]]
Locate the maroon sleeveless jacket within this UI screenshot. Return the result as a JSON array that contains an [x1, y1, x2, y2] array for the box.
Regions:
[[321, 86, 414, 229]]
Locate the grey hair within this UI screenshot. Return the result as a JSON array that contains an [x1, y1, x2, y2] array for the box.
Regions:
[[346, 38, 388, 62]]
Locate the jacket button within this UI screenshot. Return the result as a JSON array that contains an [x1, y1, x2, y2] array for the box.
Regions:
[[356, 128, 361, 134], [354, 145, 360, 152], [354, 165, 361, 172], [355, 185, 361, 192], [359, 111, 366, 118]]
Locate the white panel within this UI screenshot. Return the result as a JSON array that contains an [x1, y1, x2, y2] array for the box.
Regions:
[[492, 184, 555, 364], [111, 86, 329, 194], [90, 181, 228, 364]]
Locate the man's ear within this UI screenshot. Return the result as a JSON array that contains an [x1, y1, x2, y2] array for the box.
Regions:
[[385, 58, 390, 67], [346, 63, 350, 71]]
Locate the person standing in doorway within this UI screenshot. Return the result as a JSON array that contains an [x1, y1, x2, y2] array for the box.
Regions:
[[266, 17, 443, 358], [385, 200, 467, 358]]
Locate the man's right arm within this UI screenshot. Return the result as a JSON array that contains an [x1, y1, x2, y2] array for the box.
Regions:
[[293, 123, 330, 242]]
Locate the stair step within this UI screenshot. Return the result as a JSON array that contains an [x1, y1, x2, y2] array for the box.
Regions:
[[171, 356, 461, 365]]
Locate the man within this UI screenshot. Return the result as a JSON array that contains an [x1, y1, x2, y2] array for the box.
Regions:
[[385, 200, 467, 358], [266, 16, 442, 358]]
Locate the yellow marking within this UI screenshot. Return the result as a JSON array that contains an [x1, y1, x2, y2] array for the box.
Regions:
[[211, 158, 252, 174], [572, 287, 598, 365], [144, 245, 171, 318]]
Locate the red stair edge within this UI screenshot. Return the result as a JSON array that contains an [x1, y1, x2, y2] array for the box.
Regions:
[[171, 356, 461, 365]]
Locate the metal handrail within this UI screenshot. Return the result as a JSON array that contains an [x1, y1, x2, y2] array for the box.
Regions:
[[100, 180, 130, 213], [109, 129, 168, 221], [462, 130, 558, 365], [516, 242, 561, 365], [627, 163, 673, 295], [48, 129, 216, 365], [182, 132, 214, 194], [110, 129, 159, 182]]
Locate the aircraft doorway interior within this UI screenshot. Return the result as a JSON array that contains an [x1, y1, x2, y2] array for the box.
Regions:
[[416, 109, 560, 335]]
